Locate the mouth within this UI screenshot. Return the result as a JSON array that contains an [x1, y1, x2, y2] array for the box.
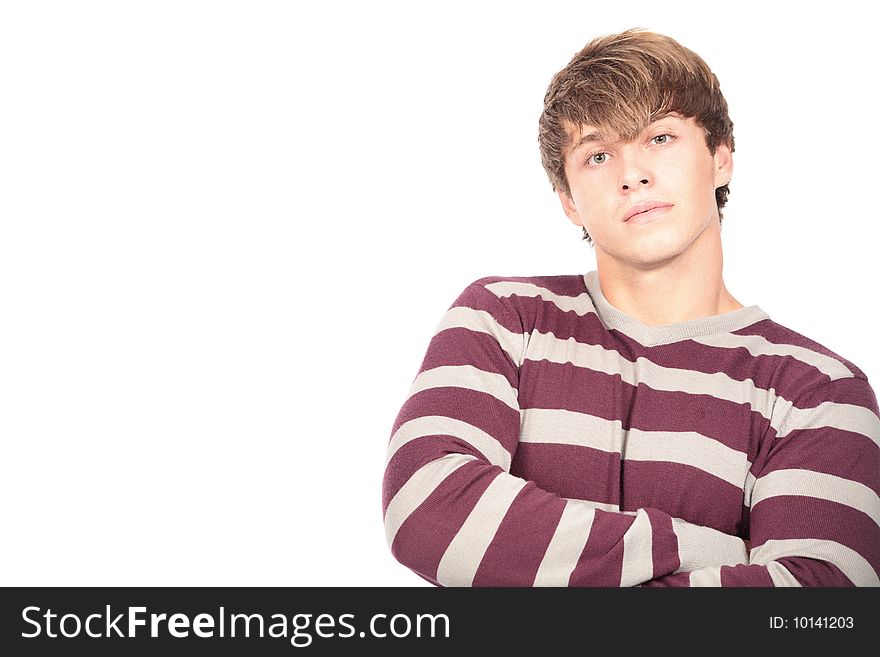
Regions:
[[624, 202, 674, 223]]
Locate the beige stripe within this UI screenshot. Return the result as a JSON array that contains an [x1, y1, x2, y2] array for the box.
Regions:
[[766, 561, 802, 587], [672, 517, 748, 572], [533, 501, 596, 586], [750, 538, 879, 586], [384, 454, 477, 547], [688, 567, 723, 586], [436, 474, 527, 586], [437, 306, 525, 368], [484, 280, 590, 315], [409, 364, 519, 411], [751, 469, 880, 528], [743, 471, 758, 507], [386, 416, 511, 470], [621, 509, 655, 586], [520, 407, 621, 453], [563, 498, 622, 513], [525, 329, 779, 417], [776, 398, 880, 448], [520, 407, 750, 487]]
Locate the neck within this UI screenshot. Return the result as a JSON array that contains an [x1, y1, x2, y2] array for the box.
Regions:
[[594, 218, 743, 326]]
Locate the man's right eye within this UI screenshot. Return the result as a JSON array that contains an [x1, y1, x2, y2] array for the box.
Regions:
[[587, 152, 608, 165]]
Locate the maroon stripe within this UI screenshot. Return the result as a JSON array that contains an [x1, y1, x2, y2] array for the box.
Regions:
[[518, 359, 619, 418], [719, 564, 775, 586], [622, 386, 754, 454], [755, 427, 880, 497], [512, 291, 614, 344], [382, 387, 519, 506], [511, 442, 620, 506], [475, 274, 586, 298], [641, 571, 692, 586], [416, 327, 518, 389], [567, 509, 629, 586], [390, 386, 520, 453], [774, 557, 853, 586], [520, 358, 765, 455], [472, 482, 567, 586], [445, 282, 522, 335], [618, 384, 756, 454], [737, 319, 867, 380], [414, 572, 441, 587], [750, 496, 880, 570], [383, 388, 518, 509], [621, 461, 744, 534], [796, 376, 878, 408], [383, 437, 479, 513], [644, 564, 775, 586], [390, 460, 503, 582], [645, 508, 679, 579]]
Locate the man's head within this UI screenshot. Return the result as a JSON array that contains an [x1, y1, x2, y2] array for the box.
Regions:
[[538, 29, 734, 246]]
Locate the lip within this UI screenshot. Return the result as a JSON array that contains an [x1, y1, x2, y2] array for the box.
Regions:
[[624, 201, 674, 223]]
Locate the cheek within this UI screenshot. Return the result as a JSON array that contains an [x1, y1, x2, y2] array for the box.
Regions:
[[574, 190, 612, 220], [572, 172, 615, 208], [670, 157, 715, 203]]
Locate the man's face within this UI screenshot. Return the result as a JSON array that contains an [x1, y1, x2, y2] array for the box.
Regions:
[[558, 113, 732, 269]]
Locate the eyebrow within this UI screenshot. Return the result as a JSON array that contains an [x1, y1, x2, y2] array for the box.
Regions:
[[572, 113, 679, 152], [573, 130, 611, 151]]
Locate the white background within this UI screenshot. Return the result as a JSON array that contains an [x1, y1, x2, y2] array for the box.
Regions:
[[1, 1, 876, 586]]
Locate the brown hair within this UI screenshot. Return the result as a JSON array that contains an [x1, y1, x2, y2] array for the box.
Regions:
[[538, 29, 735, 244]]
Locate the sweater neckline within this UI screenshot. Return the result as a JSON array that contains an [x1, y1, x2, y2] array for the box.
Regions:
[[582, 270, 770, 346]]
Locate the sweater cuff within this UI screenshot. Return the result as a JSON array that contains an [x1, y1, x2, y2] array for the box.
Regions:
[[671, 518, 749, 573]]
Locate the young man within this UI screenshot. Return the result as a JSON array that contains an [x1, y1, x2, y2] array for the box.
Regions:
[[382, 29, 880, 586]]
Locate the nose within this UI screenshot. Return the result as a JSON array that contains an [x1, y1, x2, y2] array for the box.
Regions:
[[621, 177, 649, 191], [618, 147, 651, 191]]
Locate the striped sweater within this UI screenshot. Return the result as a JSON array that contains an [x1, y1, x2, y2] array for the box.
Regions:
[[382, 271, 880, 586]]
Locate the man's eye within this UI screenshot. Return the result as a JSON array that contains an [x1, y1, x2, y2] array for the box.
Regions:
[[588, 152, 608, 165], [651, 134, 673, 144]]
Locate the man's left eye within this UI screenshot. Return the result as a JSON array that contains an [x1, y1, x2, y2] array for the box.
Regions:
[[652, 134, 671, 144]]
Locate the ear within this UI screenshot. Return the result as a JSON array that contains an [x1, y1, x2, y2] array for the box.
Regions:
[[557, 189, 584, 227], [713, 142, 733, 187]]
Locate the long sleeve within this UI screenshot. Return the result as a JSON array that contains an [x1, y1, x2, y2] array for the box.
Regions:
[[382, 281, 748, 586], [644, 376, 880, 587]]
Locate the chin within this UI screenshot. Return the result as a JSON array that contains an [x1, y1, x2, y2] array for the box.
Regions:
[[628, 235, 691, 266], [629, 249, 682, 269]]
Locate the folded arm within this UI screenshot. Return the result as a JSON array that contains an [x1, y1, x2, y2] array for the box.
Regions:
[[644, 377, 880, 587], [382, 282, 751, 586]]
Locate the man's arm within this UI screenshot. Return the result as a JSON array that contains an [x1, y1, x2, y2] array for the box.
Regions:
[[643, 377, 880, 586], [382, 281, 748, 586]]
